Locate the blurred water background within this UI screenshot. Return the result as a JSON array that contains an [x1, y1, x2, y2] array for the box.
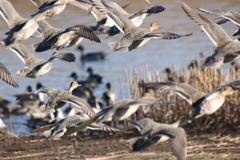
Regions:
[[0, 0, 239, 135]]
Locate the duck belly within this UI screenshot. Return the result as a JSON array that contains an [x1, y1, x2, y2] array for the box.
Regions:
[[202, 97, 225, 115], [37, 63, 53, 77], [113, 105, 139, 121]]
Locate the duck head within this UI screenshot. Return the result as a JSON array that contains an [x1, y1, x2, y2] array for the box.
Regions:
[[149, 22, 161, 32], [69, 81, 80, 92], [87, 67, 93, 75], [69, 72, 78, 80], [221, 86, 234, 96]]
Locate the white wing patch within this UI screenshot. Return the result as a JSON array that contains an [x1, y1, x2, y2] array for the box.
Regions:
[[201, 25, 217, 47]]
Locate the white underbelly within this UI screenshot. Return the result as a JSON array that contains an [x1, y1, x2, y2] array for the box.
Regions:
[[203, 98, 225, 115]]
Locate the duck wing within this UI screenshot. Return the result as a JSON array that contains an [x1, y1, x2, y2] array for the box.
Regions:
[[0, 63, 19, 88], [141, 82, 205, 105], [0, 0, 25, 28], [62, 94, 96, 117], [182, 2, 232, 47], [9, 43, 36, 65], [198, 8, 240, 26]]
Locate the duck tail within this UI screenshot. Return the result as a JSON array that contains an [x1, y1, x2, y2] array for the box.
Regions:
[[43, 130, 52, 138], [32, 42, 40, 51], [109, 42, 118, 51]]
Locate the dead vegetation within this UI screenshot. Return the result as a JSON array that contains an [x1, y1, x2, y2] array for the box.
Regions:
[[122, 64, 240, 132], [0, 128, 240, 160]]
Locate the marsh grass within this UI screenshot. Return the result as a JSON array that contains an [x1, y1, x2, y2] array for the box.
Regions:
[[121, 63, 240, 132]]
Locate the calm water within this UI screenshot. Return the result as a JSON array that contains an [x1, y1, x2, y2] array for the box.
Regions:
[[0, 0, 239, 134]]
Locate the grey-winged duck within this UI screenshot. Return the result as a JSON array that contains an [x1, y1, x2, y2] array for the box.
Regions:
[[129, 118, 187, 160], [128, 27, 192, 52], [96, 98, 170, 123], [103, 5, 166, 38], [102, 82, 117, 106], [181, 2, 240, 68], [189, 81, 240, 121], [9, 43, 76, 78], [70, 0, 107, 30], [64, 98, 172, 134], [31, 0, 75, 18], [33, 20, 101, 52], [141, 80, 240, 121], [86, 0, 165, 37], [31, 114, 119, 139], [198, 8, 240, 37], [90, 0, 192, 52], [18, 81, 82, 113], [0, 63, 19, 88], [140, 82, 205, 105], [125, 116, 188, 135], [17, 81, 95, 118], [0, 0, 52, 47], [71, 0, 158, 34], [71, 0, 133, 31]]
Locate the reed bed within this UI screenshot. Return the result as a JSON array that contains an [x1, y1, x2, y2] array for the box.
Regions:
[[121, 63, 240, 132]]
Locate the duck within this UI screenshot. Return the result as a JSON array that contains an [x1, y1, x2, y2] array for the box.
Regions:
[[0, 0, 51, 47], [181, 2, 240, 68], [17, 81, 119, 133], [0, 63, 19, 88], [77, 45, 105, 63], [90, 0, 192, 52], [70, 0, 140, 33], [102, 82, 117, 106], [16, 81, 103, 120], [86, 0, 165, 37], [17, 81, 80, 113], [102, 4, 166, 38], [198, 8, 240, 37], [140, 80, 240, 121], [31, 113, 119, 139], [30, 0, 76, 18], [86, 67, 103, 84], [123, 116, 188, 136], [9, 43, 76, 78], [63, 98, 171, 134], [128, 117, 187, 160], [70, 0, 107, 31], [140, 82, 205, 105], [96, 98, 170, 123], [33, 20, 101, 52]]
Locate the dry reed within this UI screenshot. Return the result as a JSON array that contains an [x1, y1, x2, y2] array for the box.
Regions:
[[121, 63, 240, 132]]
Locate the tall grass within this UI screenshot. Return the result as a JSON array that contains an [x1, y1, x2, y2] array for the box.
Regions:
[[122, 63, 240, 132]]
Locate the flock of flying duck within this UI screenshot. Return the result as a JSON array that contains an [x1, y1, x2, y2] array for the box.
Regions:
[[0, 0, 240, 159]]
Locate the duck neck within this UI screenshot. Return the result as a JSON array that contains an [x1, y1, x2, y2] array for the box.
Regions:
[[69, 84, 77, 92]]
